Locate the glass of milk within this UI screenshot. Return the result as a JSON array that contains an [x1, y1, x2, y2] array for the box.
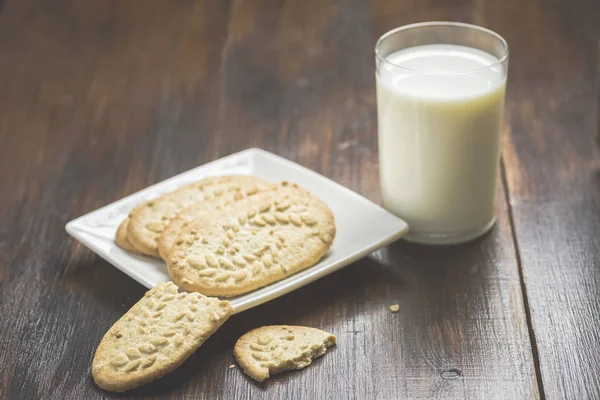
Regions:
[[375, 22, 509, 245]]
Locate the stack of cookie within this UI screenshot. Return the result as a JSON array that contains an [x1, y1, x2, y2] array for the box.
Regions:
[[115, 175, 336, 297], [92, 176, 337, 391]]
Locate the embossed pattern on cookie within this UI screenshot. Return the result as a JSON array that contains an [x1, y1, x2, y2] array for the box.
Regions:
[[91, 282, 233, 392], [157, 183, 277, 260], [234, 325, 336, 382], [167, 183, 336, 297], [125, 176, 271, 258]]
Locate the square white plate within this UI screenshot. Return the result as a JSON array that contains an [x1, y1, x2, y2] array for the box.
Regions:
[[66, 148, 408, 314]]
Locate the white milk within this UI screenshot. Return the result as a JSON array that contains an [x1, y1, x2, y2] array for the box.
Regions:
[[376, 44, 506, 241]]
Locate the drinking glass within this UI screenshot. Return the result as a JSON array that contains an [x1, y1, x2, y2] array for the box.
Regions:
[[375, 22, 509, 244]]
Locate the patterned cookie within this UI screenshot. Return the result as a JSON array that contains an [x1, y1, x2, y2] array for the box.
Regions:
[[234, 325, 336, 382], [157, 183, 279, 260], [91, 282, 233, 392], [115, 218, 138, 253], [167, 183, 336, 296], [126, 176, 271, 258], [115, 199, 157, 253], [157, 182, 310, 260]]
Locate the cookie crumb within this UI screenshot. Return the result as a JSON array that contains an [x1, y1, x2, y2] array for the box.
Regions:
[[229, 364, 235, 369], [389, 304, 400, 313]]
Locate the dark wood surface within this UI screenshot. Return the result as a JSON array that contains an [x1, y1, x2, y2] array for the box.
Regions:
[[0, 0, 597, 399], [495, 0, 600, 398]]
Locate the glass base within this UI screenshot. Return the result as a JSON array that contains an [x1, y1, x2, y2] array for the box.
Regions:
[[403, 217, 497, 245]]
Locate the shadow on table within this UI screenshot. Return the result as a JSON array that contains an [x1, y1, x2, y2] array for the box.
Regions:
[[62, 250, 148, 312]]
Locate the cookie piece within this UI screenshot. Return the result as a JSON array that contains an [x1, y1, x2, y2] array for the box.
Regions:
[[167, 183, 336, 296], [234, 325, 336, 382], [115, 218, 138, 253], [126, 176, 270, 258], [92, 282, 233, 392]]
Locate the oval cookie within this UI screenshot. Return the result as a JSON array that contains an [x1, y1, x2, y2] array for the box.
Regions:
[[234, 325, 336, 382], [91, 282, 233, 392], [126, 175, 271, 258], [158, 182, 310, 260], [158, 182, 278, 260], [115, 218, 138, 253], [167, 183, 336, 297]]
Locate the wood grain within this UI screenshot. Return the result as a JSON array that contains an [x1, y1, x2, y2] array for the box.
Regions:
[[0, 0, 594, 398], [492, 0, 600, 398]]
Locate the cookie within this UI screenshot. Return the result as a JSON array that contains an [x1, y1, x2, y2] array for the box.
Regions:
[[167, 183, 336, 296], [234, 325, 336, 382], [115, 201, 158, 253], [126, 176, 271, 258], [157, 182, 278, 260], [115, 218, 138, 253], [91, 282, 233, 392]]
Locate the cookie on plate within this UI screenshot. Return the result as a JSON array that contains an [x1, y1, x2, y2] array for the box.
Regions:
[[91, 282, 233, 392], [125, 175, 271, 258], [157, 182, 311, 260], [115, 200, 158, 253], [115, 218, 138, 253], [167, 183, 336, 297], [234, 325, 336, 382], [157, 182, 278, 260]]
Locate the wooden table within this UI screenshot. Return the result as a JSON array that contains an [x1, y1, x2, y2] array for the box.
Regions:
[[1, 1, 598, 399]]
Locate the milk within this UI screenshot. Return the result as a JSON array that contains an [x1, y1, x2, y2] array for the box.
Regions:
[[376, 44, 506, 242]]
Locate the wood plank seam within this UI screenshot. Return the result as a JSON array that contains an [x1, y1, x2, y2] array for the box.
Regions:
[[501, 160, 546, 400]]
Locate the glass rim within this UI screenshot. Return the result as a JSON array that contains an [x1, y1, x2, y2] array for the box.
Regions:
[[375, 21, 510, 75]]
